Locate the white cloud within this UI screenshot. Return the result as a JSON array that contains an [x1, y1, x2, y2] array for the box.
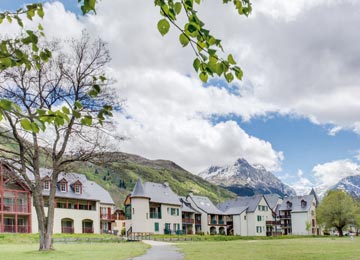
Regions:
[[2, 0, 360, 175], [328, 126, 342, 136], [110, 69, 283, 173], [312, 159, 360, 194], [287, 169, 313, 195]]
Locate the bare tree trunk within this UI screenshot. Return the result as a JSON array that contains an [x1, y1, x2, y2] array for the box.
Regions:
[[32, 187, 53, 250]]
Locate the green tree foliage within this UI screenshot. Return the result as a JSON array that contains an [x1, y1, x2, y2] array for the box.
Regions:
[[154, 0, 251, 83], [317, 190, 355, 236]]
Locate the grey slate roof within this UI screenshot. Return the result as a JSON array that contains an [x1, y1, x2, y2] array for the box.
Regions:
[[264, 194, 282, 211], [188, 195, 224, 215], [217, 195, 264, 214], [131, 178, 149, 198], [36, 168, 114, 204], [278, 195, 314, 213], [179, 196, 200, 213], [130, 179, 181, 206]]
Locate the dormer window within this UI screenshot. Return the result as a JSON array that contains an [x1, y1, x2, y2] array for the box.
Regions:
[[44, 181, 50, 191], [75, 185, 80, 194], [286, 201, 292, 209], [58, 178, 68, 193], [42, 176, 51, 191], [72, 180, 82, 194], [60, 183, 67, 192], [301, 200, 307, 208]]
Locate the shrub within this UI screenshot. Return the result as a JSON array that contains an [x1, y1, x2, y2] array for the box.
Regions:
[[121, 228, 126, 236]]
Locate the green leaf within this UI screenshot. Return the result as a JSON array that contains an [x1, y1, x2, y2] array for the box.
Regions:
[[34, 118, 46, 132], [179, 33, 189, 47], [54, 116, 64, 126], [199, 72, 208, 82], [228, 54, 236, 65], [62, 106, 70, 114], [74, 101, 83, 110], [225, 72, 234, 83], [0, 99, 13, 111], [174, 2, 182, 14], [37, 7, 44, 18], [234, 68, 243, 80], [81, 115, 92, 126], [20, 118, 32, 131], [157, 19, 170, 36], [193, 58, 201, 72], [73, 110, 81, 119]]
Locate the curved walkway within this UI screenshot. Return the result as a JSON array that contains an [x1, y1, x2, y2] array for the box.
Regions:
[[127, 240, 184, 260]]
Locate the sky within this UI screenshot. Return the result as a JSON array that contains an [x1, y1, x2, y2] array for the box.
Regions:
[[1, 0, 360, 195]]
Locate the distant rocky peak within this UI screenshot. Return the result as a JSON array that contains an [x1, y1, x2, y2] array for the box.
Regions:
[[198, 157, 296, 197], [234, 158, 251, 167]]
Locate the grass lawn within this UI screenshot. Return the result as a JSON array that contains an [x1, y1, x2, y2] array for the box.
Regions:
[[176, 237, 360, 260], [0, 242, 149, 260]]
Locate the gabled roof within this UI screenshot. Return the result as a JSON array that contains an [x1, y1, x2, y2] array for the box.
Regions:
[[217, 195, 264, 214], [187, 194, 224, 215], [278, 195, 314, 213], [264, 194, 282, 211], [29, 168, 114, 205], [309, 188, 319, 207], [179, 196, 200, 213]]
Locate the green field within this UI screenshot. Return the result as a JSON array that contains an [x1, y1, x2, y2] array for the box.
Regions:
[[177, 237, 360, 260], [0, 234, 149, 260], [2, 235, 360, 260]]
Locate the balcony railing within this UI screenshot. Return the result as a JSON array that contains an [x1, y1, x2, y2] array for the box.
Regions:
[[182, 218, 194, 224], [150, 212, 162, 219], [62, 227, 74, 234], [1, 204, 30, 213], [100, 214, 115, 220], [3, 225, 30, 233], [82, 227, 94, 233], [218, 220, 225, 225]]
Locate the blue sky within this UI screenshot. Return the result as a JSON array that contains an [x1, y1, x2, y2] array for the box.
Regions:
[[2, 0, 360, 195]]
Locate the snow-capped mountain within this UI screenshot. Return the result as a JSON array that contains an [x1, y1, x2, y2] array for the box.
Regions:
[[330, 175, 360, 198], [198, 158, 296, 197]]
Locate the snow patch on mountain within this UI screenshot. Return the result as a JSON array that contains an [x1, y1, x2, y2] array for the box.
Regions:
[[198, 158, 296, 197]]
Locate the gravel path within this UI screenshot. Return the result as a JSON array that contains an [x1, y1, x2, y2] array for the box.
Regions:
[[127, 240, 184, 260]]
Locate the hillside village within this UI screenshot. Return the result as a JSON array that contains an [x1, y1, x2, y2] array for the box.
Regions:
[[0, 162, 319, 237]]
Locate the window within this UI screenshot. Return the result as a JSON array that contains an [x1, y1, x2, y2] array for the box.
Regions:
[[60, 183, 67, 192], [154, 222, 159, 232], [258, 205, 261, 211], [44, 181, 50, 190], [75, 185, 81, 194], [244, 215, 246, 220], [171, 208, 175, 215], [256, 226, 262, 233], [176, 208, 179, 216], [257, 215, 262, 221]]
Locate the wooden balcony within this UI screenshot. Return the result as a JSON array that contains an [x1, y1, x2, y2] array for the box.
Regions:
[[182, 218, 194, 224], [2, 225, 30, 233], [100, 214, 116, 221]]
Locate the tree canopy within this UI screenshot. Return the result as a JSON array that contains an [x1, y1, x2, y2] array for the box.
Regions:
[[317, 190, 355, 237]]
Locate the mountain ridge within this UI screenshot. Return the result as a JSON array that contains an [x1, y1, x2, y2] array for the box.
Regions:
[[198, 158, 296, 197]]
